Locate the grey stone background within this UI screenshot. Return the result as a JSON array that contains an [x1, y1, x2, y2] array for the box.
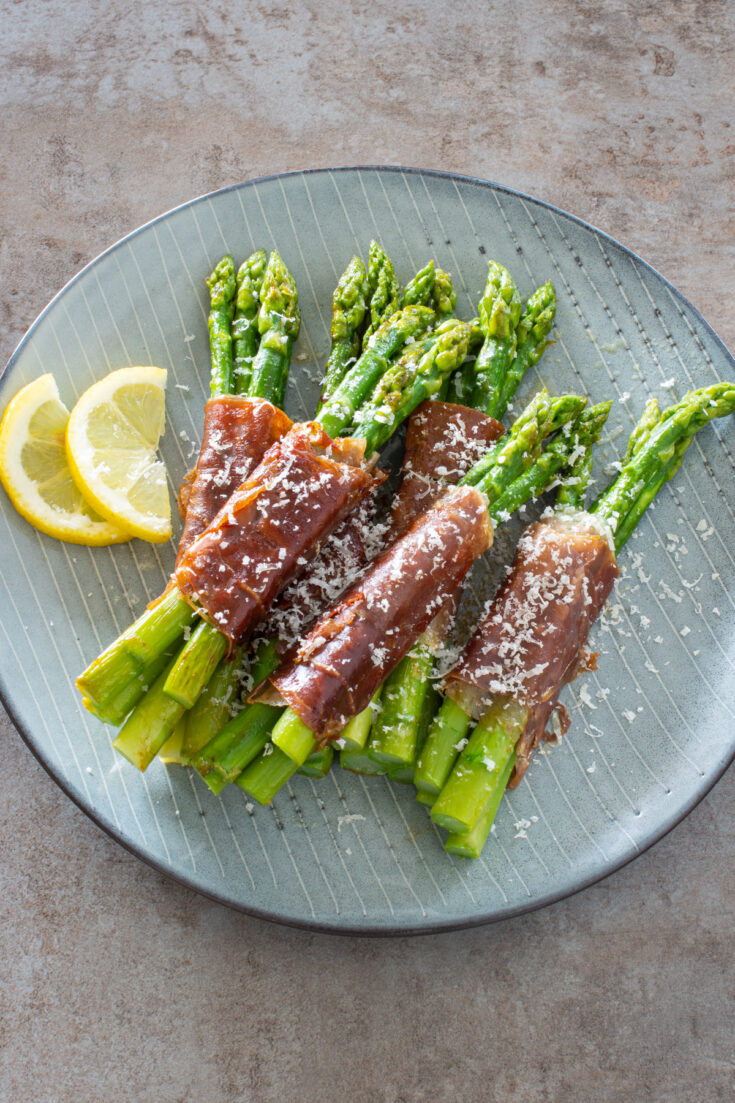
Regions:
[[2, 2, 733, 1100]]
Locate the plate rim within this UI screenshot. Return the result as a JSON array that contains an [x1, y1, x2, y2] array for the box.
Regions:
[[3, 163, 735, 937]]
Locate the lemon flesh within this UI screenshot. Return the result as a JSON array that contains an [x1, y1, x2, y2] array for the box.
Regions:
[[0, 374, 128, 545], [66, 366, 172, 542]]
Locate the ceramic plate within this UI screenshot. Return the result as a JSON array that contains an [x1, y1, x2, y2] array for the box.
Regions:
[[2, 167, 734, 935]]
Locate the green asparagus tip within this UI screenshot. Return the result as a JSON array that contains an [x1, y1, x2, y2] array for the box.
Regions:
[[479, 261, 522, 341], [206, 255, 237, 308], [235, 249, 268, 312], [432, 268, 457, 318], [258, 251, 301, 339]]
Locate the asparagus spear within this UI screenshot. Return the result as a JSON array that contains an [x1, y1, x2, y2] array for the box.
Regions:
[[432, 268, 457, 319], [206, 255, 238, 396], [432, 384, 735, 848], [469, 261, 522, 416], [400, 261, 435, 307], [362, 242, 401, 345], [319, 256, 369, 409], [492, 282, 556, 420], [249, 250, 301, 407], [232, 249, 268, 395]]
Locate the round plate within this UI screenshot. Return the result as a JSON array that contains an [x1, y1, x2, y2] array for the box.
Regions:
[[2, 167, 734, 935]]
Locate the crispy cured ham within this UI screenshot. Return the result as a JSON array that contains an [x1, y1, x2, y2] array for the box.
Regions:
[[175, 396, 293, 566], [175, 423, 379, 645], [443, 511, 618, 784], [387, 399, 503, 538], [259, 484, 492, 738]]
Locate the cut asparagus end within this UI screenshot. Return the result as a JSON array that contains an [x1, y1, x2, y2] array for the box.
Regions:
[[445, 752, 516, 859], [270, 708, 317, 765], [112, 658, 187, 772], [158, 718, 187, 766], [431, 698, 526, 834], [76, 644, 143, 710], [120, 588, 197, 666]]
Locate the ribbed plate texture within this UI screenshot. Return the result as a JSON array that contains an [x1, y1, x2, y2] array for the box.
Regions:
[[2, 167, 734, 933]]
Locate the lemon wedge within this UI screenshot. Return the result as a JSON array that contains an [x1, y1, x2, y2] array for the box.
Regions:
[[66, 366, 172, 542], [0, 373, 129, 545]]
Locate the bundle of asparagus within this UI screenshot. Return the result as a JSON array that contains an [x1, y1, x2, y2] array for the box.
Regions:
[[425, 383, 735, 858]]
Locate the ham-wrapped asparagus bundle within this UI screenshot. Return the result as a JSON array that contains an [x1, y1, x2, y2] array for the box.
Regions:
[[444, 510, 619, 784], [175, 423, 380, 647]]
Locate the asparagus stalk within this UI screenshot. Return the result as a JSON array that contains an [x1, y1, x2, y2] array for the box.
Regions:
[[318, 256, 369, 409], [316, 305, 434, 437], [365, 637, 434, 768], [206, 255, 238, 396], [232, 249, 268, 395], [444, 751, 517, 858], [297, 746, 334, 778], [353, 319, 473, 454], [400, 261, 435, 307], [362, 242, 401, 345], [163, 618, 228, 709], [179, 645, 245, 760], [112, 656, 188, 771], [190, 640, 282, 792], [490, 281, 556, 421], [81, 647, 176, 727], [248, 250, 301, 407], [470, 261, 522, 416], [238, 744, 300, 805], [432, 268, 457, 319]]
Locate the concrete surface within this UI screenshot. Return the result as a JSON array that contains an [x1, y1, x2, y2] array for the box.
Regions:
[[1, 2, 734, 1100]]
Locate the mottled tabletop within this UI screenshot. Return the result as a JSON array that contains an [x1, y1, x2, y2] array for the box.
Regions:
[[2, 3, 734, 1101]]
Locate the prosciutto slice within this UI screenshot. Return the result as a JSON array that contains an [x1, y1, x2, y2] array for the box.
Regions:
[[260, 484, 493, 738], [175, 396, 292, 566], [387, 399, 503, 538], [443, 510, 619, 784], [175, 423, 377, 645]]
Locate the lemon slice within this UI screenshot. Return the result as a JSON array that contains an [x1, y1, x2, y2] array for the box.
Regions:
[[66, 366, 172, 542], [0, 374, 129, 545]]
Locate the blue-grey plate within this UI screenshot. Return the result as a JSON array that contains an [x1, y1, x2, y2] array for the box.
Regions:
[[2, 167, 734, 935]]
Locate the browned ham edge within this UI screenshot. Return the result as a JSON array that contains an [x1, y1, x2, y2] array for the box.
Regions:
[[174, 423, 379, 647], [387, 399, 503, 539], [174, 396, 293, 568], [257, 484, 493, 739], [443, 511, 619, 785]]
